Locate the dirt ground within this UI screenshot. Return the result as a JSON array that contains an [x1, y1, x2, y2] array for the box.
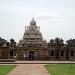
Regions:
[[7, 64, 50, 75]]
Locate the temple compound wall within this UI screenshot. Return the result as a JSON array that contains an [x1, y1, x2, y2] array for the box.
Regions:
[[0, 46, 75, 61]]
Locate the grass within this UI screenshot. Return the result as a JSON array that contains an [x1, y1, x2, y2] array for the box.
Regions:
[[0, 65, 16, 75], [45, 64, 75, 75]]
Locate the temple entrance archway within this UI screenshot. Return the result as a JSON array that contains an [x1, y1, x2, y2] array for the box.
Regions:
[[28, 51, 35, 60]]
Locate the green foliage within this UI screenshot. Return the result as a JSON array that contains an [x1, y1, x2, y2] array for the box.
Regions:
[[66, 39, 75, 47], [45, 64, 75, 75], [0, 65, 16, 75], [49, 37, 64, 47], [50, 39, 54, 44], [10, 38, 15, 44], [54, 38, 64, 46], [10, 38, 16, 46], [0, 37, 7, 46]]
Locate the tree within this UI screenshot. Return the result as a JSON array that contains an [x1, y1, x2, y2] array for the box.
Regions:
[[10, 39, 15, 44], [54, 37, 64, 60], [0, 37, 7, 46], [59, 38, 64, 46], [10, 38, 16, 46], [54, 38, 64, 47], [66, 39, 75, 47], [50, 39, 54, 44]]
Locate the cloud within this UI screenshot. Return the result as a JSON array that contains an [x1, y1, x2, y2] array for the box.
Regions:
[[36, 15, 55, 21], [37, 15, 53, 19], [36, 15, 62, 23]]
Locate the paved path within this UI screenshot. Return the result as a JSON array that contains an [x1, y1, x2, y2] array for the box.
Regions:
[[7, 64, 50, 75]]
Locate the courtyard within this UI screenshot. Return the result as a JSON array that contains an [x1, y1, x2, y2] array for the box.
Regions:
[[0, 62, 75, 75], [7, 64, 50, 75]]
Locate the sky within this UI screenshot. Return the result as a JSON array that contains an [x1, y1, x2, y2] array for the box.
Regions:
[[0, 0, 75, 43]]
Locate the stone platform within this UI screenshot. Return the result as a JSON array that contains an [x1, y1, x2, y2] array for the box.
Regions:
[[0, 61, 75, 64]]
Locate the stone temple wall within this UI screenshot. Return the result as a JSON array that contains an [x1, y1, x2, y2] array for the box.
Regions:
[[0, 46, 75, 61]]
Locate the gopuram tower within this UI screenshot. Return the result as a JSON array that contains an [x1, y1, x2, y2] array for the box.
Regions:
[[18, 18, 46, 47]]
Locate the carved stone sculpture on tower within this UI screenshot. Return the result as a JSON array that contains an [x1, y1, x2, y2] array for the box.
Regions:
[[18, 18, 46, 47]]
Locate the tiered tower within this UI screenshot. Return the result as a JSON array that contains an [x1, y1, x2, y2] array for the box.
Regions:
[[18, 18, 46, 46]]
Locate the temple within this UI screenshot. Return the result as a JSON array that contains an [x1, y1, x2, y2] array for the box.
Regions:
[[0, 18, 75, 61]]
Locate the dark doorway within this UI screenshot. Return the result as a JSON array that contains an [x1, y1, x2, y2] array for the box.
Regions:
[[9, 51, 14, 59], [10, 51, 13, 56], [28, 51, 35, 60]]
